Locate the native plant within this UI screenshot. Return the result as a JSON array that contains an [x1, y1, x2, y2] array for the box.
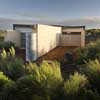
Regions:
[[0, 41, 16, 49], [0, 47, 24, 80], [64, 72, 88, 95], [0, 71, 14, 100], [14, 61, 63, 100], [0, 48, 7, 59], [9, 46, 15, 57], [75, 40, 100, 64], [82, 59, 100, 93]]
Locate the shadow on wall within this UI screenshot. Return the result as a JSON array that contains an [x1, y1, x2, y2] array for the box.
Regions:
[[25, 33, 61, 62], [38, 33, 61, 57], [56, 33, 61, 46]]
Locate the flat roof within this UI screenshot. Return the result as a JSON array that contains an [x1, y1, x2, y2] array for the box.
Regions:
[[52, 25, 85, 28], [13, 24, 85, 29], [13, 24, 36, 30], [62, 26, 85, 29]]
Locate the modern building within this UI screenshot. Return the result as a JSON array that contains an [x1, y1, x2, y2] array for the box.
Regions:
[[4, 24, 85, 61]]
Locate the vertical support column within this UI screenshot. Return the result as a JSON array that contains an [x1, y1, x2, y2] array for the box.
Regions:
[[26, 33, 30, 61], [81, 29, 85, 47], [31, 33, 37, 61]]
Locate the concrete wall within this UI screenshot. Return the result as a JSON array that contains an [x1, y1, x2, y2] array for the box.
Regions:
[[62, 27, 85, 47], [37, 24, 61, 57], [81, 29, 85, 47], [5, 30, 21, 47]]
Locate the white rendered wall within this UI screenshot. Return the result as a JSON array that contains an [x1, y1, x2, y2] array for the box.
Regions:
[[37, 24, 61, 57], [5, 30, 21, 47], [31, 33, 37, 60]]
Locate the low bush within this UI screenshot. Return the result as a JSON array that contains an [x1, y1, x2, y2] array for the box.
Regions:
[[26, 61, 63, 86], [1, 43, 100, 100], [0, 71, 14, 100], [75, 40, 100, 64], [63, 72, 100, 100], [0, 48, 25, 81], [82, 59, 100, 93], [13, 61, 63, 100], [13, 75, 47, 100], [63, 72, 88, 99], [0, 41, 16, 50]]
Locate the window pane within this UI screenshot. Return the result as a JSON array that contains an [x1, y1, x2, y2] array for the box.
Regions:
[[21, 33, 26, 48]]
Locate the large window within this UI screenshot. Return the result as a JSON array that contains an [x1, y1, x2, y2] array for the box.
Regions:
[[21, 32, 26, 48]]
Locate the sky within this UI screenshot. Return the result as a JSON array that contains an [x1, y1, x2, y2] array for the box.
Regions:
[[0, 0, 100, 28]]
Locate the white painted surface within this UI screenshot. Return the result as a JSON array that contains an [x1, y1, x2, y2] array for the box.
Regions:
[[37, 24, 62, 57], [31, 33, 37, 60], [14, 26, 37, 61], [5, 30, 21, 47]]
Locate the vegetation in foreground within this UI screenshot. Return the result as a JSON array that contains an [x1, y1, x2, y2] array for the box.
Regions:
[[1, 39, 100, 99]]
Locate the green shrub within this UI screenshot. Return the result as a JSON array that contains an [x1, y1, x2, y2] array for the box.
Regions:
[[0, 57, 24, 81], [75, 40, 100, 64], [14, 61, 63, 100], [9, 46, 15, 57], [0, 71, 14, 100], [63, 72, 88, 100], [83, 59, 100, 93], [0, 30, 6, 42], [13, 75, 47, 100], [0, 41, 16, 49], [26, 61, 63, 87], [0, 71, 13, 90], [80, 89, 100, 100], [0, 48, 7, 59], [0, 48, 25, 81], [64, 72, 88, 95]]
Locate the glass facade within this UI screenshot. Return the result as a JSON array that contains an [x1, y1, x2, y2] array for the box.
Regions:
[[21, 32, 26, 48]]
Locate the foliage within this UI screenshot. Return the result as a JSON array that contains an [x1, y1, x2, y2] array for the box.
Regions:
[[13, 61, 63, 100], [82, 59, 100, 93], [63, 72, 100, 100], [0, 71, 14, 99], [0, 48, 24, 81], [86, 29, 100, 43], [0, 30, 6, 42], [9, 46, 15, 57], [0, 41, 16, 49], [1, 42, 100, 100], [0, 48, 7, 59], [12, 75, 47, 100], [75, 40, 100, 64], [63, 72, 88, 96], [0, 71, 13, 90], [26, 61, 63, 86]]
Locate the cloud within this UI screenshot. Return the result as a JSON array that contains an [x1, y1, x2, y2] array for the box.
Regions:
[[14, 12, 60, 22], [0, 16, 100, 30], [59, 16, 100, 28]]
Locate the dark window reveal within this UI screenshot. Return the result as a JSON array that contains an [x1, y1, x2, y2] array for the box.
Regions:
[[62, 32, 81, 35], [70, 32, 81, 35], [21, 32, 26, 48]]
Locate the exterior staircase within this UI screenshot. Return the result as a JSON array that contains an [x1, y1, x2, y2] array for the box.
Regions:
[[37, 46, 77, 63]]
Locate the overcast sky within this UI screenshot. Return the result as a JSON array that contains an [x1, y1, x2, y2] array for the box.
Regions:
[[0, 0, 100, 28]]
